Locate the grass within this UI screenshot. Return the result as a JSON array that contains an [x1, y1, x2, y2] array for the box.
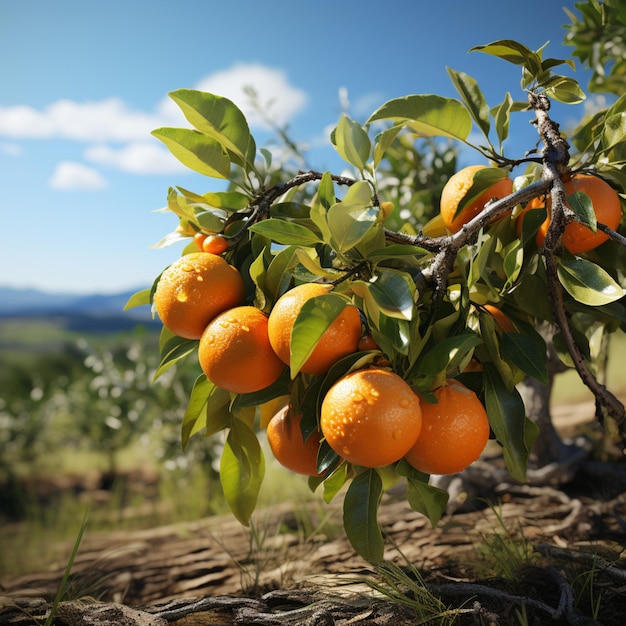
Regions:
[[0, 462, 225, 579]]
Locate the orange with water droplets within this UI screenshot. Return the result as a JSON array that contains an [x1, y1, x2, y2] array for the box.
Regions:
[[198, 306, 285, 394], [405, 378, 490, 475], [267, 283, 362, 375], [153, 252, 246, 340], [320, 368, 422, 468]]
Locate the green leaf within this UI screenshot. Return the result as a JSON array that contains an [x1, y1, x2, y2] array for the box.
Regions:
[[220, 418, 265, 526], [353, 269, 415, 322], [152, 127, 230, 179], [123, 288, 152, 311], [446, 67, 490, 139], [502, 238, 524, 286], [343, 469, 384, 562], [294, 248, 342, 280], [331, 113, 371, 171], [168, 89, 256, 169], [568, 191, 597, 231], [471, 40, 542, 76], [316, 438, 343, 476], [501, 333, 548, 384], [181, 375, 230, 449], [483, 365, 533, 482], [328, 182, 378, 252], [543, 75, 586, 104], [490, 92, 515, 145], [373, 126, 402, 167], [322, 463, 348, 504], [397, 462, 448, 526], [415, 333, 482, 377], [265, 246, 300, 302], [456, 167, 510, 216], [290, 293, 351, 377], [602, 111, 626, 159], [153, 335, 198, 381], [367, 94, 472, 141], [558, 258, 626, 306], [248, 218, 322, 246]]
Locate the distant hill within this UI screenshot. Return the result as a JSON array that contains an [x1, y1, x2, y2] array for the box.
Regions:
[[0, 286, 153, 321]]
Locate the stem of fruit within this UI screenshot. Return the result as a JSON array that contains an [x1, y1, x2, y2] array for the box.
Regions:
[[531, 90, 625, 425]]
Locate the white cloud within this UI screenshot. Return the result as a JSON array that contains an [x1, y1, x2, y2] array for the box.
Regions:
[[193, 63, 308, 131], [50, 161, 107, 190], [85, 141, 186, 174], [0, 98, 169, 142], [0, 63, 308, 176]]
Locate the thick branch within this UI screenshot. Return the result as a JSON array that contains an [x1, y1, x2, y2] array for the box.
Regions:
[[530, 91, 624, 423]]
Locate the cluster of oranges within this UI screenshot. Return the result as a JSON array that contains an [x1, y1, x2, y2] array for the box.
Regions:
[[151, 165, 620, 485], [440, 164, 622, 254], [152, 250, 491, 479]]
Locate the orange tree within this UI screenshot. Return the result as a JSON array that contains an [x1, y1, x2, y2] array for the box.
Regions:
[[126, 35, 625, 562]]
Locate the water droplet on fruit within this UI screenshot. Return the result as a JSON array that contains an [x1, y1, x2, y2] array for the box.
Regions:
[[176, 291, 188, 302], [399, 398, 411, 408], [181, 264, 194, 272], [392, 429, 402, 440]]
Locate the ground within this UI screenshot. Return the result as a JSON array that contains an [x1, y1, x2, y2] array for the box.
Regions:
[[1, 405, 626, 625]]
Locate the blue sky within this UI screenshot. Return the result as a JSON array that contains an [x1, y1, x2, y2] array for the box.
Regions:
[[0, 0, 598, 294]]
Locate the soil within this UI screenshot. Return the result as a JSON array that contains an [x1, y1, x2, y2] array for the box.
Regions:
[[1, 405, 625, 625]]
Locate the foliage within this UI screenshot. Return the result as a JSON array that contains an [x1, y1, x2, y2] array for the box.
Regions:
[[131, 28, 626, 562], [564, 0, 626, 96]]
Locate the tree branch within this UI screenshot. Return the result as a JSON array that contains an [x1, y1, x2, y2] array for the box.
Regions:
[[530, 91, 624, 424]]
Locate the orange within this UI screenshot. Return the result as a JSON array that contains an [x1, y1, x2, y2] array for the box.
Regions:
[[267, 406, 321, 476], [517, 175, 622, 253], [404, 379, 490, 475], [202, 235, 229, 255], [357, 334, 380, 351], [440, 165, 513, 233], [198, 306, 285, 394], [320, 368, 422, 468], [267, 283, 362, 376], [194, 232, 207, 251], [154, 252, 246, 340], [483, 304, 516, 333]]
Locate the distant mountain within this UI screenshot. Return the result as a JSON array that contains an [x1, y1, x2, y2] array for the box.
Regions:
[[0, 286, 153, 320]]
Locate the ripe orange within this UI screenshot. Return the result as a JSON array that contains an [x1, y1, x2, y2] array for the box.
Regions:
[[517, 175, 622, 254], [320, 368, 422, 468], [483, 304, 516, 333], [267, 283, 362, 376], [357, 334, 380, 351], [440, 165, 513, 233], [267, 406, 321, 476], [404, 379, 490, 475], [202, 235, 228, 255], [198, 306, 285, 394], [194, 232, 208, 251], [154, 252, 246, 340]]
